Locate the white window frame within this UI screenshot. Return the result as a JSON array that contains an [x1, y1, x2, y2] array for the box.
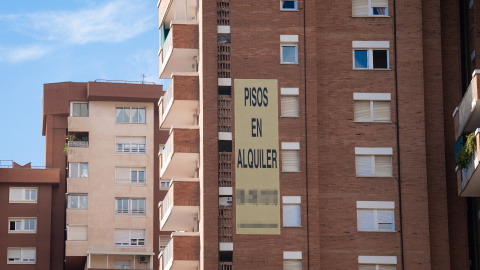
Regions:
[[70, 102, 89, 117], [280, 0, 298, 11], [66, 225, 88, 241], [9, 188, 37, 203], [353, 93, 391, 122], [68, 162, 88, 178], [355, 147, 393, 177], [352, 41, 390, 69], [115, 198, 146, 215], [358, 255, 397, 269], [281, 35, 299, 64], [116, 107, 146, 124], [8, 218, 37, 233], [160, 179, 171, 190], [114, 229, 146, 247], [114, 260, 132, 269], [281, 88, 300, 117], [352, 0, 389, 17], [357, 201, 395, 232], [115, 167, 146, 185], [7, 247, 36, 264], [281, 142, 301, 172], [283, 251, 302, 270], [116, 137, 146, 154], [283, 196, 301, 227], [67, 194, 88, 209]]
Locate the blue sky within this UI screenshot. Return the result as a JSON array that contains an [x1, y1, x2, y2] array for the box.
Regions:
[[0, 0, 168, 166]]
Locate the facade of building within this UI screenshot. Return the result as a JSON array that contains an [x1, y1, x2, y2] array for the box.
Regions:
[[0, 161, 61, 270], [42, 81, 165, 270], [156, 0, 472, 269]]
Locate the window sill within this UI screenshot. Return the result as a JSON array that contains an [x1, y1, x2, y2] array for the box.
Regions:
[[357, 230, 396, 233], [352, 68, 392, 71], [8, 201, 37, 204], [281, 62, 300, 65], [115, 214, 147, 217], [282, 225, 302, 228], [280, 9, 299, 12], [355, 175, 394, 178], [353, 121, 393, 123], [7, 262, 35, 265], [280, 115, 300, 118], [351, 15, 390, 18], [67, 208, 88, 210], [281, 170, 301, 173], [8, 231, 36, 234]]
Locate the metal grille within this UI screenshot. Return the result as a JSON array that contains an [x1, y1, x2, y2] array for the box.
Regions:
[[217, 0, 230, 25], [219, 206, 233, 242], [219, 262, 233, 270], [217, 44, 231, 78], [218, 96, 232, 132], [218, 152, 232, 187]]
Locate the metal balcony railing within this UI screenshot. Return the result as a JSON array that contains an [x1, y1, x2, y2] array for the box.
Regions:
[[162, 238, 173, 270], [160, 135, 173, 172], [219, 262, 233, 270], [68, 141, 89, 148], [161, 186, 174, 220]]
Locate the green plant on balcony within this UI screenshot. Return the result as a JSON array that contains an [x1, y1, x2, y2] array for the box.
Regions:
[[456, 132, 477, 169]]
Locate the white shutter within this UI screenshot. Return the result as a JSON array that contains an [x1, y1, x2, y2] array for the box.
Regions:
[[116, 137, 131, 144], [283, 204, 301, 226], [359, 265, 376, 270], [356, 156, 373, 176], [352, 0, 369, 16], [7, 248, 21, 259], [282, 150, 300, 172], [115, 229, 129, 245], [377, 210, 394, 231], [22, 248, 35, 261], [373, 101, 390, 122], [357, 209, 375, 231], [354, 101, 371, 122], [130, 229, 145, 240], [281, 96, 299, 117], [132, 137, 146, 144], [284, 260, 302, 270], [116, 168, 130, 181], [371, 0, 388, 7], [9, 188, 22, 201], [378, 265, 396, 270], [69, 163, 79, 178], [375, 155, 392, 176], [68, 226, 87, 240]]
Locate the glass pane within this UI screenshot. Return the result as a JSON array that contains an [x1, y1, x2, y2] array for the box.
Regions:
[[30, 220, 36, 231], [80, 103, 88, 117], [70, 196, 78, 208], [139, 144, 146, 153], [123, 108, 130, 123], [139, 108, 146, 123], [79, 196, 87, 209], [131, 108, 139, 123], [81, 163, 88, 178], [131, 143, 138, 153], [116, 144, 123, 152], [373, 7, 387, 15], [124, 143, 130, 153], [31, 190, 37, 201], [354, 50, 368, 68], [138, 171, 145, 180], [15, 221, 21, 230], [73, 104, 81, 116], [25, 190, 31, 200], [282, 46, 297, 63], [116, 108, 123, 122], [373, 50, 388, 69], [131, 171, 137, 180], [282, 0, 296, 9]]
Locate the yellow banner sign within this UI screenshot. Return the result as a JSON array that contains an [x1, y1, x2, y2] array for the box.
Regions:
[[234, 79, 280, 234]]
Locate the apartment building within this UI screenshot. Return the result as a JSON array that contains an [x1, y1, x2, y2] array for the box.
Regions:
[[0, 161, 60, 270], [42, 81, 165, 270], [156, 0, 471, 269]]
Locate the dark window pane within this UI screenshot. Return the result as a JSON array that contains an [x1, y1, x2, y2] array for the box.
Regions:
[[354, 50, 368, 68], [373, 7, 387, 15], [282, 0, 296, 9], [373, 50, 388, 69]]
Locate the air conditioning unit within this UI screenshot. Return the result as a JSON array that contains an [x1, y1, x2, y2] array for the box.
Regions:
[[138, 255, 149, 264]]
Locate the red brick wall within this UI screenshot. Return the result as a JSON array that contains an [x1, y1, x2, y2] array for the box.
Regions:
[[173, 128, 200, 153], [172, 75, 200, 101], [173, 24, 200, 49], [173, 181, 200, 206]]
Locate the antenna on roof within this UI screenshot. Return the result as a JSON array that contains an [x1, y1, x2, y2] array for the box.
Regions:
[[142, 74, 146, 83]]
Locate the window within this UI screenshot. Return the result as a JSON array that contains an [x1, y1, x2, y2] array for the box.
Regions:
[[282, 142, 300, 172], [69, 162, 88, 178], [358, 256, 397, 270], [355, 147, 392, 177], [67, 194, 88, 209], [115, 260, 131, 269], [9, 188, 37, 203], [71, 102, 88, 117], [114, 229, 145, 246], [115, 167, 146, 184], [116, 137, 146, 154], [115, 198, 146, 215], [7, 248, 35, 264], [352, 0, 388, 16], [116, 107, 146, 123], [67, 225, 87, 240], [354, 93, 391, 122], [160, 180, 170, 190], [9, 218, 36, 233], [283, 196, 301, 227], [281, 88, 299, 117], [284, 251, 302, 270], [281, 0, 297, 10], [281, 35, 299, 64], [353, 41, 389, 69], [357, 201, 395, 232]]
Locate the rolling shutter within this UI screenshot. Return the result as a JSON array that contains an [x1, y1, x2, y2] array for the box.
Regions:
[[7, 248, 20, 260], [377, 210, 394, 231], [378, 265, 396, 270], [356, 155, 373, 176], [22, 248, 35, 262], [282, 150, 300, 172], [371, 0, 388, 8], [281, 96, 299, 117], [372, 101, 390, 122], [9, 188, 22, 201], [352, 0, 369, 16], [115, 229, 129, 245], [283, 204, 301, 226], [354, 101, 371, 122], [284, 260, 302, 270], [357, 209, 375, 231], [375, 155, 392, 176], [67, 226, 87, 240], [359, 265, 376, 270]]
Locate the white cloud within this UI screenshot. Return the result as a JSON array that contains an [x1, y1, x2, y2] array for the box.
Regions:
[[0, 45, 51, 63], [0, 0, 153, 45]]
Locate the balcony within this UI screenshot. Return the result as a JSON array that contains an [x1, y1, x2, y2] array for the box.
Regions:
[[159, 127, 199, 179], [159, 74, 199, 129], [457, 129, 480, 196], [159, 23, 199, 79], [159, 179, 199, 231], [159, 232, 199, 270], [454, 70, 480, 139]]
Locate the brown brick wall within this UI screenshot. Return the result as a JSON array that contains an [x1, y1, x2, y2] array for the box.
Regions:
[[172, 24, 199, 49], [172, 74, 199, 101], [173, 235, 200, 261], [173, 128, 200, 153], [173, 181, 200, 206]]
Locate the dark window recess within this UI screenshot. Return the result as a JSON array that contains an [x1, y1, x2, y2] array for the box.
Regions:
[[373, 50, 388, 69], [218, 86, 231, 95], [218, 34, 231, 44], [219, 140, 232, 152], [455, 136, 465, 159], [219, 251, 233, 262], [282, 0, 296, 9], [9, 221, 15, 230]]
